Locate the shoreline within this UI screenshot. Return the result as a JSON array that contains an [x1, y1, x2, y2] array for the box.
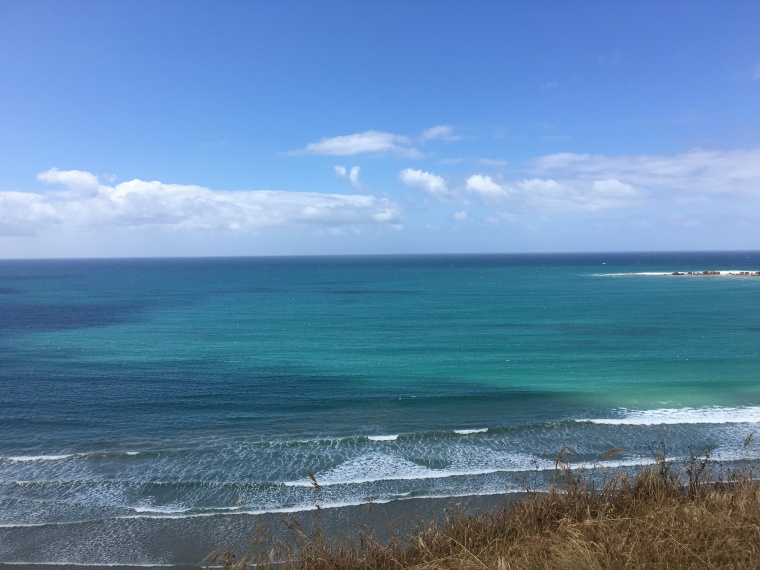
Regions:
[[0, 492, 527, 569]]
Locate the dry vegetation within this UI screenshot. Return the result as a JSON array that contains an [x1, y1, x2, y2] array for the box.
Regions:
[[208, 447, 760, 569]]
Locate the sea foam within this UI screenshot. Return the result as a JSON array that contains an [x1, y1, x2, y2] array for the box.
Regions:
[[581, 406, 760, 425]]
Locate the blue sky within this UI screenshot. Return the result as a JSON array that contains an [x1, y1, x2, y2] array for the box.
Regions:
[[1, 1, 759, 258]]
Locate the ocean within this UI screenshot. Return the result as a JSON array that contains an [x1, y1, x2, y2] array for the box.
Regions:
[[1, 252, 759, 567]]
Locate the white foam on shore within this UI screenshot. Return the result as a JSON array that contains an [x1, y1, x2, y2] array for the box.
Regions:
[[367, 435, 399, 441], [580, 406, 760, 425], [454, 428, 488, 435], [0, 490, 520, 528], [0, 563, 178, 567], [11, 451, 757, 528]]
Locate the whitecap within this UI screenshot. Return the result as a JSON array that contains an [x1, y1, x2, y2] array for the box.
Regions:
[[284, 451, 553, 488], [580, 406, 760, 426], [4, 454, 73, 463]]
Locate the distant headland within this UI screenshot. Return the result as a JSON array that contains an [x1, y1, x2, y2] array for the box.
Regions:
[[670, 270, 760, 276], [598, 270, 760, 277]]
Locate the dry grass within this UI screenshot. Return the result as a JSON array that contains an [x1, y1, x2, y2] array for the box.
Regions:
[[207, 451, 760, 569]]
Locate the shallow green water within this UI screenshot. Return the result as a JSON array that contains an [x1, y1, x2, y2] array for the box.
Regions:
[[1, 252, 759, 566]]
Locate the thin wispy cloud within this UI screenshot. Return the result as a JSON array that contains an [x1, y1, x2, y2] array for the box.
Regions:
[[0, 169, 402, 237], [421, 125, 462, 141], [295, 130, 423, 158], [334, 165, 365, 189], [295, 126, 462, 158], [597, 50, 622, 66], [416, 148, 760, 212], [515, 177, 644, 210], [531, 148, 760, 198]]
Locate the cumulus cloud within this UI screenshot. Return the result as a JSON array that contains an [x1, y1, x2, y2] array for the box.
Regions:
[[0, 169, 402, 237], [0, 191, 61, 236], [36, 167, 100, 195], [296, 130, 422, 158], [531, 148, 760, 198], [334, 165, 365, 189], [399, 168, 452, 200], [460, 171, 644, 211], [452, 211, 469, 221], [465, 175, 511, 202]]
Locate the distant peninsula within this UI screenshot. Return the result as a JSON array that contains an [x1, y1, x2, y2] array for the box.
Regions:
[[670, 270, 760, 276], [599, 270, 760, 277]]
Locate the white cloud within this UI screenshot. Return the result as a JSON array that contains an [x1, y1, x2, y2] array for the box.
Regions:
[[531, 148, 760, 198], [421, 125, 461, 141], [485, 211, 518, 224], [296, 130, 422, 157], [296, 125, 463, 157], [516, 177, 644, 210], [399, 168, 452, 200], [36, 168, 99, 195], [0, 191, 61, 236], [0, 169, 402, 237], [592, 178, 639, 198], [465, 175, 510, 202], [334, 165, 365, 189], [479, 158, 508, 167], [452, 211, 469, 221]]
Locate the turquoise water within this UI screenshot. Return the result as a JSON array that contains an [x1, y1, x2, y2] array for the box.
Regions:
[[1, 252, 759, 566]]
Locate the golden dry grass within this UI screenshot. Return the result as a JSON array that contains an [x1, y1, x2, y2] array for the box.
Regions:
[[208, 453, 760, 569]]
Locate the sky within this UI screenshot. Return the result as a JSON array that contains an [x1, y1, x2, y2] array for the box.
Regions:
[[1, 1, 759, 258]]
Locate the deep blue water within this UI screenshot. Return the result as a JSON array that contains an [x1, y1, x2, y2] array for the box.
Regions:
[[1, 252, 759, 566]]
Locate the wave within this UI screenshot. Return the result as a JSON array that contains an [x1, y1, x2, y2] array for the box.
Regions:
[[0, 429, 500, 464], [2, 454, 74, 462], [284, 451, 557, 488], [292, 428, 494, 445], [0, 450, 148, 464], [0, 455, 687, 528], [580, 406, 760, 425], [0, 488, 522, 528]]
